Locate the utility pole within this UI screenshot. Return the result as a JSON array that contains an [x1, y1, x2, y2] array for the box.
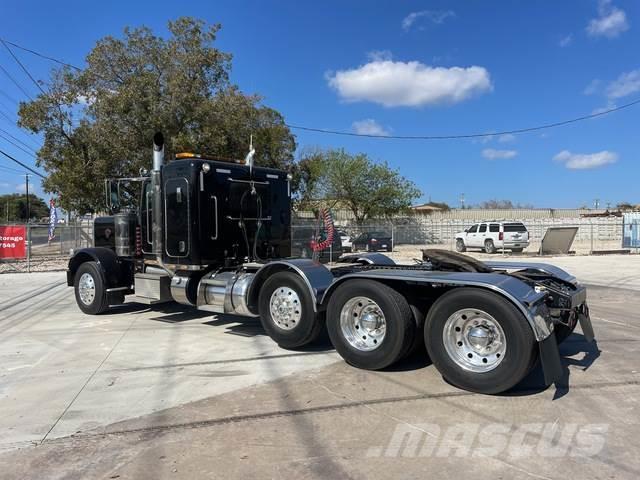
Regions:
[[594, 198, 600, 210], [460, 193, 465, 209], [25, 174, 30, 223]]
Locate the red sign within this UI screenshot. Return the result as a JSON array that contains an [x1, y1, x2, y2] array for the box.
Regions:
[[0, 225, 26, 259]]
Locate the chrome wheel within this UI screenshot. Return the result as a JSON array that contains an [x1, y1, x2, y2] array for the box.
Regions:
[[443, 308, 506, 372], [78, 272, 96, 306], [340, 296, 386, 351], [269, 287, 302, 330]]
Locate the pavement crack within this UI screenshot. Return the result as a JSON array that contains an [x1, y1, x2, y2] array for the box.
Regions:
[[34, 378, 640, 447], [40, 314, 139, 444]]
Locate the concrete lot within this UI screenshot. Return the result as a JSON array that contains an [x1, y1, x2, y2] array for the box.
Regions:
[[0, 254, 639, 479]]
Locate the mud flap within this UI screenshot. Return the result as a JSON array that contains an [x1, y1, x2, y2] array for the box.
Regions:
[[578, 305, 595, 343], [539, 332, 563, 386]]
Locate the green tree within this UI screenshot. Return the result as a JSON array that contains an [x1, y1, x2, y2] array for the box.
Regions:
[[617, 202, 639, 211], [291, 146, 333, 210], [294, 149, 421, 223], [18, 17, 296, 213], [0, 193, 49, 222]]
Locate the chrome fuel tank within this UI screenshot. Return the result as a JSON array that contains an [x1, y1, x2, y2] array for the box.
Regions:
[[196, 271, 257, 316]]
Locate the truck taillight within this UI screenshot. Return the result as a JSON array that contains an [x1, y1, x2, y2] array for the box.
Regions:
[[499, 232, 504, 241]]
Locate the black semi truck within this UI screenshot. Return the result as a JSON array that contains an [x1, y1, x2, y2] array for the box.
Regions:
[[67, 133, 594, 394]]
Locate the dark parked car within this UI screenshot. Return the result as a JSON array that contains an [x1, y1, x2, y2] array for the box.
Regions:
[[352, 231, 393, 252], [291, 226, 342, 263]]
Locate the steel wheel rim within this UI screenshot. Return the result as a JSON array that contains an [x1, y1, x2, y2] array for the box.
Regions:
[[443, 308, 506, 372], [269, 287, 302, 330], [78, 272, 96, 305], [340, 296, 386, 351]]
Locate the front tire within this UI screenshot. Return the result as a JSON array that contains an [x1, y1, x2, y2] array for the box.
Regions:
[[327, 280, 414, 370], [424, 288, 537, 394], [74, 261, 109, 315], [455, 239, 466, 252], [258, 271, 324, 349]]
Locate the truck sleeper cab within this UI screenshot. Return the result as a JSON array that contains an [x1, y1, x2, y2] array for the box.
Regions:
[[67, 134, 594, 395]]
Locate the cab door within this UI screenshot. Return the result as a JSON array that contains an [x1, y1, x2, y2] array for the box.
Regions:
[[164, 177, 190, 257], [478, 223, 488, 246], [467, 224, 480, 247]]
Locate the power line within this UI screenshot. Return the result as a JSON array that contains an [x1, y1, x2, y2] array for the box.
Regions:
[[0, 38, 81, 71], [287, 98, 640, 140], [0, 126, 39, 153], [1, 39, 47, 95], [2, 37, 638, 141], [0, 87, 19, 105], [0, 148, 45, 178], [0, 108, 15, 124], [0, 62, 33, 101], [0, 131, 38, 158], [0, 163, 24, 174]]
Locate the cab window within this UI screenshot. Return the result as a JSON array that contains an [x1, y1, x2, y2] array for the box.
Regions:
[[479, 224, 487, 233], [468, 225, 478, 233]]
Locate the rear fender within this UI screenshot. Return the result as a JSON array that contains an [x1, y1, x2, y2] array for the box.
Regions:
[[320, 269, 552, 341], [246, 259, 334, 315]]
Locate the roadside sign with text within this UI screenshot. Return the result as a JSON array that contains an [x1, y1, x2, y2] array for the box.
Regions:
[[0, 225, 27, 259]]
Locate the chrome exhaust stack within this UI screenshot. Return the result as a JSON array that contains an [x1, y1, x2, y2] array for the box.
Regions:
[[150, 132, 172, 276], [151, 132, 164, 257]]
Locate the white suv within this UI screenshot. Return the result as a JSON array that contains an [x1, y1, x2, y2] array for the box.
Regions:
[[455, 221, 530, 254]]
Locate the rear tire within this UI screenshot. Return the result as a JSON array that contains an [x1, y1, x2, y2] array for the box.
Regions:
[[484, 239, 496, 254], [259, 271, 324, 349], [327, 280, 414, 370], [455, 239, 466, 252], [424, 288, 537, 394], [74, 261, 109, 315]]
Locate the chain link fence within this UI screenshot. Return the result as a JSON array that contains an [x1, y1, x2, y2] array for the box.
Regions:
[[1, 215, 634, 273], [0, 222, 93, 273], [293, 214, 632, 257]]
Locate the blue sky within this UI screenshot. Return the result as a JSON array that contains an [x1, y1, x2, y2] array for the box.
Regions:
[[0, 0, 638, 208]]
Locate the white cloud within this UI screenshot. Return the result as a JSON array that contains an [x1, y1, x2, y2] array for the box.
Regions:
[[586, 0, 629, 38], [553, 150, 618, 169], [583, 79, 601, 95], [402, 10, 455, 31], [559, 34, 573, 47], [367, 50, 392, 62], [352, 119, 390, 136], [498, 133, 516, 143], [605, 69, 640, 99], [327, 56, 492, 108], [482, 149, 517, 160], [591, 102, 616, 115], [16, 183, 27, 193]]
